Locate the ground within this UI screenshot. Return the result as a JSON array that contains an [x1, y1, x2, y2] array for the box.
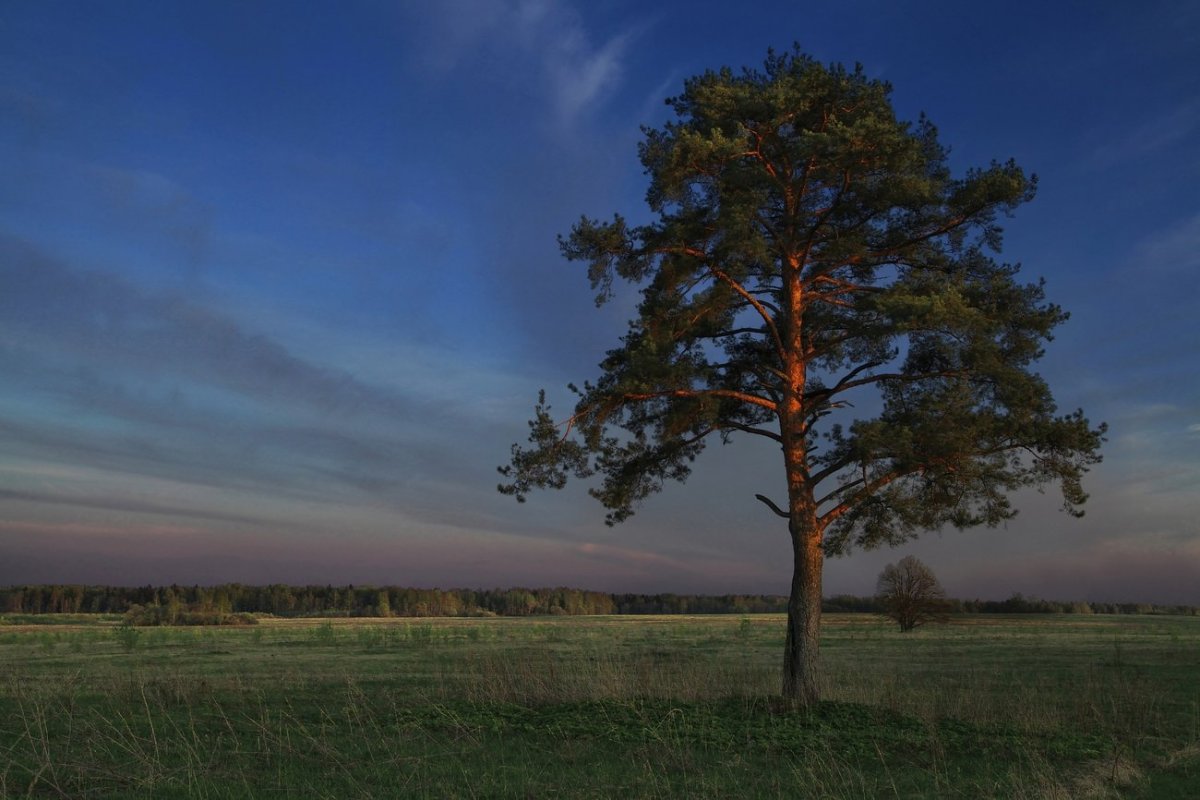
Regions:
[[1, 612, 1197, 798]]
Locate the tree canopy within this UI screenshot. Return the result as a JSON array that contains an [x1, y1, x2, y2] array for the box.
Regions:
[[500, 47, 1104, 704]]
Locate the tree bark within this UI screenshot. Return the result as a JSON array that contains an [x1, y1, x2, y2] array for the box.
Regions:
[[780, 243, 821, 705], [782, 503, 823, 705]]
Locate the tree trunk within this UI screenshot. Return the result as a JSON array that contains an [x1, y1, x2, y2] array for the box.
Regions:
[[780, 246, 819, 705], [782, 506, 823, 706]]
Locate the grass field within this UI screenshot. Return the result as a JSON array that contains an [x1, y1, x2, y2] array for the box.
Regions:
[[1, 613, 1197, 798]]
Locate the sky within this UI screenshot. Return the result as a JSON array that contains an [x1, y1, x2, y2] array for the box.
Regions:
[[1, 1, 1198, 603]]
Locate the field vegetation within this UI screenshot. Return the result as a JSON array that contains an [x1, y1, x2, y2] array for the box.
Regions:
[[1, 613, 1197, 798]]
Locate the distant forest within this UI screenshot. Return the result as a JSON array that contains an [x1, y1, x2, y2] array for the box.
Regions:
[[1, 584, 1196, 622]]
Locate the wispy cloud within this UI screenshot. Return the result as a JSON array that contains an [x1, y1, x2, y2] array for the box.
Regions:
[[0, 519, 203, 538], [0, 233, 427, 420], [534, 11, 635, 126], [576, 541, 691, 571], [0, 234, 491, 512], [86, 164, 213, 273], [0, 488, 267, 527], [573, 541, 775, 588], [1134, 211, 1200, 272], [400, 1, 640, 127], [1088, 99, 1200, 168], [0, 85, 61, 152]]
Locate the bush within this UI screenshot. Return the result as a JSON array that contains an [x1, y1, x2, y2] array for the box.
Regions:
[[112, 625, 142, 652], [123, 603, 258, 627]]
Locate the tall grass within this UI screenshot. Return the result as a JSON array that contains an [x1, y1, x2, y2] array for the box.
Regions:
[[0, 613, 1196, 797]]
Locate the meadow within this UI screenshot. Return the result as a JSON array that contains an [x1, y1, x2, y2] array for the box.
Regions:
[[1, 613, 1197, 798]]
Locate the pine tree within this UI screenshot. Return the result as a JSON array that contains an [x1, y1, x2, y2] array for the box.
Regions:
[[500, 47, 1104, 705]]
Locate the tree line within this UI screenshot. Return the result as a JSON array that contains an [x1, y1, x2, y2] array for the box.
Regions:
[[1, 584, 1195, 619]]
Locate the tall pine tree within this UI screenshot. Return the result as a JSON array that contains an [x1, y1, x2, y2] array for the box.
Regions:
[[500, 48, 1104, 705]]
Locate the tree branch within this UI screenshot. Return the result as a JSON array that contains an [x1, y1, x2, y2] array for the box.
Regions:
[[710, 267, 787, 363], [804, 360, 884, 403], [755, 493, 790, 519], [726, 422, 783, 443], [807, 274, 885, 301], [621, 388, 779, 414], [810, 454, 859, 487], [813, 474, 865, 507], [819, 468, 918, 526], [701, 327, 768, 339], [803, 211, 979, 282], [824, 369, 966, 398]]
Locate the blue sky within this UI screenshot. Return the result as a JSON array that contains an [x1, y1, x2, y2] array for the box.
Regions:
[[1, 1, 1197, 602]]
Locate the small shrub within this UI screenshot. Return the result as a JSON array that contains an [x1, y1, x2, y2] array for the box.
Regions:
[[112, 625, 142, 653], [312, 621, 336, 644]]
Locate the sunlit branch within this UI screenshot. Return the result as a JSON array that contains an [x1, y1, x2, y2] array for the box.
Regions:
[[818, 468, 917, 526]]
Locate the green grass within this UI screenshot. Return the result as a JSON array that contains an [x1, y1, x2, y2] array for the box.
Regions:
[[1, 614, 1197, 797]]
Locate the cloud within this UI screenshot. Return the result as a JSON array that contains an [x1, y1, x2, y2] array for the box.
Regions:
[[572, 540, 778, 590], [400, 1, 639, 127], [0, 358, 464, 510], [1134, 211, 1200, 272], [0, 233, 428, 420], [0, 232, 607, 561], [0, 488, 270, 527], [538, 14, 635, 126], [0, 519, 202, 539], [0, 234, 504, 515], [1, 155, 216, 286], [576, 541, 691, 571], [1089, 401, 1200, 501], [1088, 99, 1200, 168], [0, 85, 61, 152], [86, 164, 213, 271]]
